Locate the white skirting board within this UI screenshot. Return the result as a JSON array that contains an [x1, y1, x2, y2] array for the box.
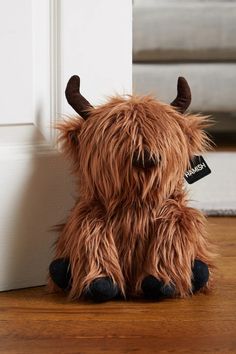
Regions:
[[0, 142, 75, 292], [188, 152, 236, 214]]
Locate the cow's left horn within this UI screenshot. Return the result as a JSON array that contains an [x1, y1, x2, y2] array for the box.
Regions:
[[171, 77, 191, 113]]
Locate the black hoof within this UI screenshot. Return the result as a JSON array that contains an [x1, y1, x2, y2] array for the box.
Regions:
[[161, 283, 176, 297], [84, 277, 119, 302], [192, 260, 209, 292], [49, 258, 71, 290], [142, 275, 175, 299]]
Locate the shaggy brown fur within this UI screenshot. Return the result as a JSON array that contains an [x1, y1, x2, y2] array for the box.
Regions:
[[49, 94, 215, 299]]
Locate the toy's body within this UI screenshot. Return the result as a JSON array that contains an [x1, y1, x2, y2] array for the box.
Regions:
[[49, 76, 214, 302]]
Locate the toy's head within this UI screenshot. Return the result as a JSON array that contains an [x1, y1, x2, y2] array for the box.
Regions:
[[59, 76, 210, 206]]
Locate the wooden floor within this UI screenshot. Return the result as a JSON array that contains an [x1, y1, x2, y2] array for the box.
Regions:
[[0, 217, 236, 354]]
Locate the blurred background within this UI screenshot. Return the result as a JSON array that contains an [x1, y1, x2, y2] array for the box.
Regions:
[[133, 0, 236, 148]]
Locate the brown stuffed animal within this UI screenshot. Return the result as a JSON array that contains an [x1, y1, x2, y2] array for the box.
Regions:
[[48, 75, 214, 302]]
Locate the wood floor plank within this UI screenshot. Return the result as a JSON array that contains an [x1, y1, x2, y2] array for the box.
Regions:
[[0, 217, 236, 354]]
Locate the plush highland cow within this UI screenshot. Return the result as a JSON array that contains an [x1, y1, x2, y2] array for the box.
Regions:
[[49, 75, 214, 302]]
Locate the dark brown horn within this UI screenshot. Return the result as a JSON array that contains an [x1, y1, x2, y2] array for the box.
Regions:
[[65, 75, 93, 119], [170, 77, 191, 113]]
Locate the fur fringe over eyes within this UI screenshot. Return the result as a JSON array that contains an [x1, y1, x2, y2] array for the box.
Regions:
[[49, 95, 215, 299]]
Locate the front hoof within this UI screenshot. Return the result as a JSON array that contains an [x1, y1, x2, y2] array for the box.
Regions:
[[192, 260, 209, 292], [142, 275, 175, 299], [161, 283, 176, 297], [84, 277, 119, 302]]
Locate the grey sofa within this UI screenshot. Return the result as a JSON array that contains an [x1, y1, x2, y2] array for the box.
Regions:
[[133, 0, 236, 138]]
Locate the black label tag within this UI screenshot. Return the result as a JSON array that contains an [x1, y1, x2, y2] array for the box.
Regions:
[[184, 155, 211, 184]]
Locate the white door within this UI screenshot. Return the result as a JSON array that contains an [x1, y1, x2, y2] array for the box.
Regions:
[[0, 0, 132, 291]]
